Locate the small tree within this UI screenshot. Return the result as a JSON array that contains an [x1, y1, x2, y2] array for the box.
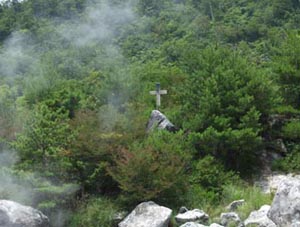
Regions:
[[272, 31, 300, 109], [108, 131, 190, 206], [13, 103, 75, 180], [180, 45, 279, 174]]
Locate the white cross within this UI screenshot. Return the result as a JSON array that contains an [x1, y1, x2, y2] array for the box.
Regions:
[[150, 83, 167, 109]]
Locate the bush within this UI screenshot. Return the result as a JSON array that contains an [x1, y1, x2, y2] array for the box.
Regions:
[[273, 144, 300, 172], [282, 120, 300, 141], [69, 197, 119, 227], [108, 130, 191, 207], [182, 156, 240, 220], [273, 120, 300, 172], [180, 45, 279, 175], [190, 155, 239, 201]]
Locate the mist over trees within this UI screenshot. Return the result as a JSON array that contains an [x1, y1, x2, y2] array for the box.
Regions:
[[0, 0, 300, 226]]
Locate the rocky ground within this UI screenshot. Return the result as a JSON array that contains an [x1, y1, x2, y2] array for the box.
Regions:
[[118, 174, 300, 227]]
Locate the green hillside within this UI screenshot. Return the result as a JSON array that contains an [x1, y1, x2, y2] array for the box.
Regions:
[[0, 0, 300, 226]]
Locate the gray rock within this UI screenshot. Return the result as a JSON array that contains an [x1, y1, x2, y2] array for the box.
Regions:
[[292, 222, 300, 227], [146, 110, 178, 132], [220, 212, 242, 226], [210, 224, 224, 227], [226, 200, 245, 211], [244, 205, 276, 227], [255, 173, 300, 194], [268, 177, 300, 226], [179, 222, 207, 227], [178, 222, 223, 227], [179, 206, 189, 214], [118, 201, 172, 227], [113, 212, 127, 226], [273, 139, 287, 154], [0, 200, 49, 227], [175, 209, 209, 224]]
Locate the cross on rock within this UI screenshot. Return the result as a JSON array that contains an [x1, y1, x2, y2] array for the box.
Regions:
[[150, 83, 167, 109]]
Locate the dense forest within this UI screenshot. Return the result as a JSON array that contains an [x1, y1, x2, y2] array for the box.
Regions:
[[0, 0, 300, 226]]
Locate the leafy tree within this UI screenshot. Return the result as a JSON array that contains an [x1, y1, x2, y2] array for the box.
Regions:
[[180, 45, 279, 174], [13, 103, 75, 181], [272, 31, 300, 109], [68, 108, 121, 194], [136, 0, 172, 17], [108, 131, 191, 206]]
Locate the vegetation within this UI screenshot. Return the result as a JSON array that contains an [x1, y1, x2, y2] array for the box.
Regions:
[[0, 0, 299, 226]]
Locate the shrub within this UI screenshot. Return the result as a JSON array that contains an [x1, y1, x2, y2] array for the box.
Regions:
[[273, 144, 300, 172], [185, 155, 240, 218], [190, 155, 239, 201], [108, 130, 190, 207], [282, 120, 300, 141], [69, 197, 118, 227], [180, 45, 279, 175]]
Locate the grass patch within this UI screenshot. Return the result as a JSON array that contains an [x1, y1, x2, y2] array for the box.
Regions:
[[69, 196, 120, 227], [222, 183, 274, 221], [181, 182, 273, 225]]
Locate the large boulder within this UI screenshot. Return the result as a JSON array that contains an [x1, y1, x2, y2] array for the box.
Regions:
[[256, 173, 300, 194], [175, 209, 209, 224], [118, 201, 172, 227], [268, 177, 300, 226], [244, 205, 276, 227], [0, 200, 49, 227], [146, 110, 178, 132]]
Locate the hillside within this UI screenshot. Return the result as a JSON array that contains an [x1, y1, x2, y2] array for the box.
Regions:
[[0, 0, 300, 226]]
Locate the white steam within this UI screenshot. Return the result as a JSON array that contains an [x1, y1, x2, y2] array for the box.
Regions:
[[0, 0, 136, 217], [59, 1, 135, 46], [0, 32, 38, 78], [0, 150, 33, 204]]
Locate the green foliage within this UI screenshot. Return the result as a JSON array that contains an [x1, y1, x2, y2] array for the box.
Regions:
[[69, 197, 119, 227], [13, 103, 75, 180], [185, 182, 273, 223], [222, 184, 274, 220], [273, 119, 300, 172], [1, 0, 300, 225], [0, 165, 79, 226], [273, 144, 300, 172], [190, 156, 239, 201], [272, 31, 300, 108], [180, 46, 278, 174], [282, 120, 300, 140], [68, 108, 123, 194], [136, 0, 172, 17], [0, 84, 19, 141], [184, 155, 240, 216], [109, 131, 190, 206], [273, 105, 300, 115]]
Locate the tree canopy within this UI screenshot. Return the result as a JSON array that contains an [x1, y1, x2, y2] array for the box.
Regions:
[[0, 0, 299, 225]]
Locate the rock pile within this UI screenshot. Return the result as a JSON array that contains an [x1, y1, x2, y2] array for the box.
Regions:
[[117, 176, 300, 227]]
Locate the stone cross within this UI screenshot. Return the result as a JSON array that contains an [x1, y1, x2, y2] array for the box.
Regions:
[[150, 83, 167, 109]]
